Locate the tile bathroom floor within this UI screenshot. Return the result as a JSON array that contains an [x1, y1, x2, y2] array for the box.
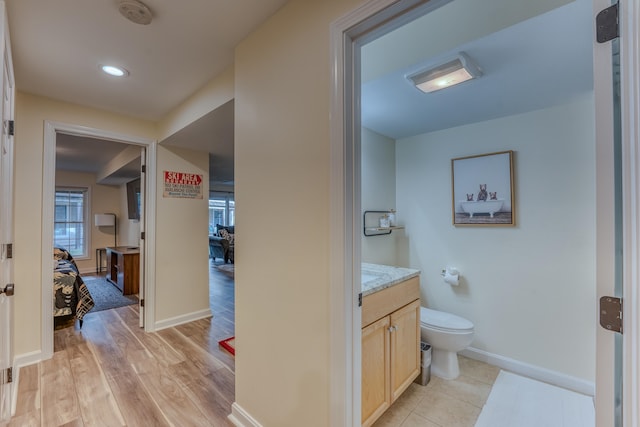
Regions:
[[372, 355, 500, 427]]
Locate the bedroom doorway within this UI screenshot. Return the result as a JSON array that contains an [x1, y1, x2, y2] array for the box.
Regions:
[[41, 121, 157, 360]]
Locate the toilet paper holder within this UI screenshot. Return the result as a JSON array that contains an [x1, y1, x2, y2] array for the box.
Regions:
[[440, 267, 459, 277], [440, 267, 460, 286]]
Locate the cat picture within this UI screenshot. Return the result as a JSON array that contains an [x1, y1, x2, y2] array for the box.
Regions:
[[489, 192, 497, 200], [466, 194, 474, 201], [477, 184, 488, 201]]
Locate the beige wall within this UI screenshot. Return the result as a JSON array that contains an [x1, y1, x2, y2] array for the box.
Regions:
[[154, 146, 210, 323], [234, 1, 360, 425], [13, 92, 157, 356], [157, 66, 234, 141], [54, 170, 121, 274], [117, 180, 141, 248]]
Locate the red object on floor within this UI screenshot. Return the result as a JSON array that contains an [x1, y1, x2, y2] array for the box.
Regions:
[[219, 336, 235, 355]]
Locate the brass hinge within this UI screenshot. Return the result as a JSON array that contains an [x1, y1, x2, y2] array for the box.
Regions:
[[596, 3, 619, 43], [600, 296, 623, 333], [1, 243, 12, 259], [1, 367, 12, 385], [140, 299, 145, 308]]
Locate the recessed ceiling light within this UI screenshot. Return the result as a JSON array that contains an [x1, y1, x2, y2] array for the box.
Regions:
[[407, 52, 482, 93], [100, 65, 129, 77]]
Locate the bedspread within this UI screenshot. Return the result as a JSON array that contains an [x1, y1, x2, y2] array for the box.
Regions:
[[54, 247, 94, 321]]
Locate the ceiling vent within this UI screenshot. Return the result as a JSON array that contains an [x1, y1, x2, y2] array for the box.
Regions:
[[118, 0, 153, 25]]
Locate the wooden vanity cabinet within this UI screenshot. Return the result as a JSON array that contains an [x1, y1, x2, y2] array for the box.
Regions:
[[361, 277, 421, 427]]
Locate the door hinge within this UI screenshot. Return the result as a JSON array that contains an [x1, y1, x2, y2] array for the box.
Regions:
[[140, 232, 145, 240], [140, 299, 145, 308], [358, 293, 362, 307], [6, 120, 14, 136], [1, 367, 12, 385], [141, 165, 146, 173], [596, 3, 619, 43], [1, 284, 14, 297], [2, 243, 12, 259], [600, 296, 623, 333]]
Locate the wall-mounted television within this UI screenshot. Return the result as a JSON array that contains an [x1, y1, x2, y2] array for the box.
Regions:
[[126, 178, 141, 220]]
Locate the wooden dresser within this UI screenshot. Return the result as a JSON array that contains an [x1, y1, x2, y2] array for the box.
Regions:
[[106, 246, 140, 295]]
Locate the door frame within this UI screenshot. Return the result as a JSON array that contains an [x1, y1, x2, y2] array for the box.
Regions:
[[330, 1, 451, 425], [330, 0, 640, 425], [41, 121, 157, 359], [0, 0, 13, 421], [617, 0, 640, 424]]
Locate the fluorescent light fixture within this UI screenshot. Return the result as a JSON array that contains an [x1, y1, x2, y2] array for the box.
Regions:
[[100, 64, 129, 77], [407, 52, 482, 93]]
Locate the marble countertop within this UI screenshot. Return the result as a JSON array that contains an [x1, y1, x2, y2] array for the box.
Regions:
[[361, 263, 420, 296]]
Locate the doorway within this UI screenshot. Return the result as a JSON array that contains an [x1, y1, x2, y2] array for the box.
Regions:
[[41, 121, 157, 359], [330, 0, 639, 425]]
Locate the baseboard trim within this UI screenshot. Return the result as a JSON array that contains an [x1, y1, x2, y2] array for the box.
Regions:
[[153, 308, 212, 331], [11, 350, 45, 416], [78, 267, 98, 276], [460, 347, 595, 397], [228, 402, 263, 427], [14, 350, 44, 368]]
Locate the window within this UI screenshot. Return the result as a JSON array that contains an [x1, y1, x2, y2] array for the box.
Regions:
[[209, 194, 235, 235], [54, 187, 89, 258]]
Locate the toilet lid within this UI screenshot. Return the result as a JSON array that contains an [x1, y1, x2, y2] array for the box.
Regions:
[[420, 307, 474, 331]]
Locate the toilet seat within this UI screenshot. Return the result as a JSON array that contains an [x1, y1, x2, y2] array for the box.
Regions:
[[420, 307, 474, 333]]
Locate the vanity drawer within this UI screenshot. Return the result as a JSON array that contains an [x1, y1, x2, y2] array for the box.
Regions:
[[362, 276, 420, 327]]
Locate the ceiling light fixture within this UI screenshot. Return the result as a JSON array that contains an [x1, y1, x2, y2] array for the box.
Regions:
[[100, 65, 129, 77], [118, 0, 153, 25], [407, 52, 482, 93]]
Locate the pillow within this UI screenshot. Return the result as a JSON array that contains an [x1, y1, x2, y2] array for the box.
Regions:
[[219, 228, 235, 246]]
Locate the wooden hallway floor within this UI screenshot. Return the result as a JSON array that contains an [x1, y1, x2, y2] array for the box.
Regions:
[[9, 261, 235, 427]]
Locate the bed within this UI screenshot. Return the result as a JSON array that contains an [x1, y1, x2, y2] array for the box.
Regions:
[[53, 247, 95, 327]]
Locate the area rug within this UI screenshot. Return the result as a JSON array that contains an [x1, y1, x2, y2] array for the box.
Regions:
[[219, 336, 235, 355], [474, 370, 594, 427], [82, 275, 138, 313]]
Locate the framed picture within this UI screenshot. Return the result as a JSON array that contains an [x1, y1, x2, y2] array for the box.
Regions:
[[451, 150, 515, 226]]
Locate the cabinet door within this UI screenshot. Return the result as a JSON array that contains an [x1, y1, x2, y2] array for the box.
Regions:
[[390, 299, 420, 402], [362, 315, 390, 427]]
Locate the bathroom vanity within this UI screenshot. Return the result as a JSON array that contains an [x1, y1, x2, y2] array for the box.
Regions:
[[361, 264, 421, 427]]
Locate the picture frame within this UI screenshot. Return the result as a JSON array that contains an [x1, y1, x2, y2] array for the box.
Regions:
[[451, 150, 515, 226]]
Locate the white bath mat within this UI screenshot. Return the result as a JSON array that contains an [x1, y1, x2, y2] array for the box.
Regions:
[[474, 370, 594, 427]]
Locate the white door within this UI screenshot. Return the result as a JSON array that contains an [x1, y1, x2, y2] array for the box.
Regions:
[[0, 0, 14, 421], [138, 147, 146, 328]]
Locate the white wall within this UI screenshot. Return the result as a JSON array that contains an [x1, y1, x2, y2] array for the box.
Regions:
[[396, 93, 596, 381], [361, 127, 397, 265]]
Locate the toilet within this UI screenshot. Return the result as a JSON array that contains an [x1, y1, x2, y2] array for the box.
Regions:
[[419, 307, 474, 380]]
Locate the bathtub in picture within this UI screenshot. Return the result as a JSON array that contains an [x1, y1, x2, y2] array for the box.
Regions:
[[459, 199, 504, 218]]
